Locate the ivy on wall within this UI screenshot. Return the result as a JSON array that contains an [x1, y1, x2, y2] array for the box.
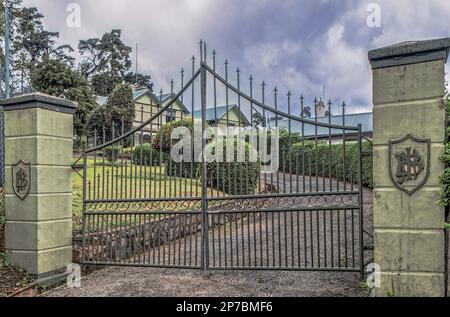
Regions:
[[439, 93, 450, 208]]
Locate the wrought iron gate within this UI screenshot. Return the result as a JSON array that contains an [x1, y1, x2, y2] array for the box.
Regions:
[[80, 42, 367, 277]]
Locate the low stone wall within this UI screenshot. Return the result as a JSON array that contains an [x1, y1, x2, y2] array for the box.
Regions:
[[74, 211, 244, 263]]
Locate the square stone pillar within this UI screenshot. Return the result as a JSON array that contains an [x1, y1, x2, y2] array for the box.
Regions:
[[0, 93, 76, 278], [369, 39, 449, 297]]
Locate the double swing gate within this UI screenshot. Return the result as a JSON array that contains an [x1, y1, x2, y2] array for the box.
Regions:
[[80, 43, 367, 277]]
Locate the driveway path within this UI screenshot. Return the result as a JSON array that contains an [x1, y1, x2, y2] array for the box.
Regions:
[[44, 174, 373, 297], [44, 267, 368, 297]]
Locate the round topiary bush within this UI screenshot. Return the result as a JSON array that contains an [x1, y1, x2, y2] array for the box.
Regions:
[[202, 137, 260, 195]]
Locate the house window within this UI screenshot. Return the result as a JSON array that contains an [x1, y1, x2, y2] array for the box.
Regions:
[[166, 109, 176, 123]]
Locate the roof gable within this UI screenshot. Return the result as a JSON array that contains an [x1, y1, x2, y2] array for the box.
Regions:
[[192, 105, 250, 125]]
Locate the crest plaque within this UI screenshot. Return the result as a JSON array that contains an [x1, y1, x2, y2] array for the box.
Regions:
[[12, 159, 31, 200], [388, 134, 431, 195]]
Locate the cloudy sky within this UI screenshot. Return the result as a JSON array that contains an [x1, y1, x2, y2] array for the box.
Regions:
[[22, 0, 450, 114]]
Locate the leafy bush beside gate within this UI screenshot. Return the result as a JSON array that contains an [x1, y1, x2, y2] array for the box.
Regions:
[[203, 138, 261, 195], [152, 117, 207, 152], [280, 140, 373, 188], [152, 117, 207, 177], [104, 145, 122, 163], [132, 143, 169, 166], [439, 95, 450, 207]]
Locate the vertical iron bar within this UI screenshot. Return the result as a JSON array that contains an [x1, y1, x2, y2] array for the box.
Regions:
[[300, 96, 305, 193], [357, 124, 365, 279], [81, 152, 88, 263], [200, 61, 208, 270]]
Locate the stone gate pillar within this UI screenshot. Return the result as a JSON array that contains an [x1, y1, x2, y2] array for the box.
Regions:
[[369, 39, 449, 297], [1, 93, 76, 278]]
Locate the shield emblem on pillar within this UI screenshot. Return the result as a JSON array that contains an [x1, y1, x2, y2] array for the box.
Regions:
[[12, 159, 31, 200], [388, 134, 431, 195]]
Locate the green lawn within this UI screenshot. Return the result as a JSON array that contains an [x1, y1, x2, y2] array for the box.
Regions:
[[72, 157, 205, 233]]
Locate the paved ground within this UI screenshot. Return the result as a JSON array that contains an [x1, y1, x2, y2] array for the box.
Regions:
[[43, 173, 374, 297]]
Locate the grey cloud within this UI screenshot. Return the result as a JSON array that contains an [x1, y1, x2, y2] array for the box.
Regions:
[[22, 0, 450, 113]]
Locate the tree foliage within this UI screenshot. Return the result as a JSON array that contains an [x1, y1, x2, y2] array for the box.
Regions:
[[1, 0, 74, 96], [1, 2, 154, 141], [86, 82, 135, 143], [31, 58, 97, 137], [124, 72, 153, 92], [439, 93, 450, 207], [79, 29, 132, 95]]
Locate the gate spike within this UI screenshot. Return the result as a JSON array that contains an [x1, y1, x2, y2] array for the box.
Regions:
[[300, 95, 304, 118], [203, 41, 207, 63], [224, 59, 229, 81], [287, 91, 292, 114], [328, 99, 332, 119]]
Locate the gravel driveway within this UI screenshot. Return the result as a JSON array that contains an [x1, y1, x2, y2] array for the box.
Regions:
[[44, 267, 368, 297]]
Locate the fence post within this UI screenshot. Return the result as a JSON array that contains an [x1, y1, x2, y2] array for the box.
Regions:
[[1, 93, 76, 279], [369, 38, 449, 297]]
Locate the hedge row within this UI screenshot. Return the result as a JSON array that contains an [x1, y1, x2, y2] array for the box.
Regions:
[[279, 140, 373, 188]]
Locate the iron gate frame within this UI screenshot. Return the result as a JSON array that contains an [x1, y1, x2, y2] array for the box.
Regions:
[[80, 43, 368, 279]]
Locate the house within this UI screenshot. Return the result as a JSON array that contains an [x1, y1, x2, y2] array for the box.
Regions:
[[192, 105, 250, 129], [96, 91, 250, 143], [97, 88, 189, 132]]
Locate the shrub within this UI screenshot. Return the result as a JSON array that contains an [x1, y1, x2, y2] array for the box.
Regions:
[[280, 140, 373, 188], [104, 145, 122, 163], [202, 138, 260, 195], [132, 143, 169, 166], [278, 127, 303, 154], [152, 117, 207, 153], [439, 94, 449, 207], [151, 117, 208, 177]]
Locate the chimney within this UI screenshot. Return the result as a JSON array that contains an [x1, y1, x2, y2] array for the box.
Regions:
[[316, 98, 326, 117]]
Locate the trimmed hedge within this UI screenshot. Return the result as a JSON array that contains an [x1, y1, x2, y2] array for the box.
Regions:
[[104, 145, 122, 163], [151, 117, 208, 177], [132, 143, 169, 166], [279, 140, 373, 188], [152, 117, 207, 153], [202, 138, 260, 195]]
